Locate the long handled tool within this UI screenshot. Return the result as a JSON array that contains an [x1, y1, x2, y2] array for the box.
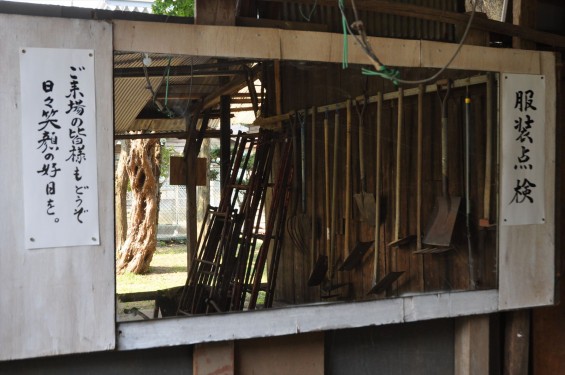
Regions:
[[414, 85, 432, 255], [353, 97, 376, 223], [287, 111, 311, 253], [476, 73, 496, 285], [340, 98, 375, 271], [423, 79, 461, 250], [322, 110, 349, 296], [308, 108, 329, 286], [369, 92, 403, 295], [464, 88, 476, 289], [388, 87, 416, 247], [342, 100, 352, 266]]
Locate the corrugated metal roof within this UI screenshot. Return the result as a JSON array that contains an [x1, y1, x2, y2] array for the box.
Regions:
[[114, 52, 259, 135], [260, 0, 457, 41]]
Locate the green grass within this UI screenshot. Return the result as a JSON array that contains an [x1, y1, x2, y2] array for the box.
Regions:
[[116, 243, 188, 294]]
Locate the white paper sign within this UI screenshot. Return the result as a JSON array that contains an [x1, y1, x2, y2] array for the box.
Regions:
[[20, 48, 100, 249], [500, 73, 545, 226]]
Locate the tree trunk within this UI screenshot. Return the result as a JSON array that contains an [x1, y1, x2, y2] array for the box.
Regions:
[[115, 140, 130, 251], [117, 138, 161, 274]]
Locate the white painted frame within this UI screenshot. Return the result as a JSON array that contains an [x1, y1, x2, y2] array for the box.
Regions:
[[112, 21, 556, 350]]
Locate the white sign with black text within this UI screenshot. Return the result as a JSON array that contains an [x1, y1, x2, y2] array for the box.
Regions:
[[500, 73, 545, 226], [20, 48, 99, 249]]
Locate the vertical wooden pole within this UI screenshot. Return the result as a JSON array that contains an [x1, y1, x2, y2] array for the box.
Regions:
[[455, 315, 490, 375], [504, 310, 531, 375], [512, 0, 537, 50], [220, 94, 231, 189]]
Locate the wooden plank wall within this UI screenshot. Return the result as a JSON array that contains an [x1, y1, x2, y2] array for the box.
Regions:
[[275, 63, 497, 304], [0, 14, 115, 360]]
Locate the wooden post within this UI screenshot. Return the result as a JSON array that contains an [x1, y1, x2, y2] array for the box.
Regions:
[[220, 94, 231, 189], [455, 315, 490, 375], [512, 0, 537, 50], [194, 341, 235, 375], [504, 310, 531, 375], [195, 0, 236, 26]]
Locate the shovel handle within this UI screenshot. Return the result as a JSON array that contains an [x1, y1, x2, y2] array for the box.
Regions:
[[374, 92, 383, 282], [344, 100, 352, 260], [300, 110, 307, 213], [438, 80, 452, 198]]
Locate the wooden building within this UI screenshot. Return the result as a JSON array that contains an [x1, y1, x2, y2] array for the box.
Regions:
[[0, 0, 564, 374]]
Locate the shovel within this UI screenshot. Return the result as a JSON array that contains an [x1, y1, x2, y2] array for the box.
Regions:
[[321, 110, 349, 297], [340, 98, 375, 271], [353, 97, 376, 223], [287, 110, 311, 253], [388, 87, 416, 247], [422, 79, 461, 249], [308, 108, 329, 286], [368, 92, 404, 295]]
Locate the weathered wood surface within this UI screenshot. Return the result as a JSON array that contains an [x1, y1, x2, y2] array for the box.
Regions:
[[455, 315, 490, 375], [236, 333, 324, 375], [113, 20, 548, 75], [0, 14, 114, 360], [117, 290, 498, 350]]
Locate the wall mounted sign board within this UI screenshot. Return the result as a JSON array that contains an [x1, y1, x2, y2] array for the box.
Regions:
[[20, 48, 100, 249], [500, 73, 546, 226]]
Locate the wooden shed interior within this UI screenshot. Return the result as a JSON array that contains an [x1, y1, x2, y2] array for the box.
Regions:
[[114, 51, 500, 318], [1, 0, 563, 372]]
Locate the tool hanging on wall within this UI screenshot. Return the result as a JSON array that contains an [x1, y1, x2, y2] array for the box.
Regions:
[[307, 108, 326, 286], [287, 111, 311, 253], [388, 87, 416, 247], [353, 97, 376, 223], [322, 110, 349, 297], [464, 87, 476, 290], [340, 97, 375, 271], [369, 92, 404, 295], [342, 100, 352, 266], [422, 79, 461, 251], [476, 73, 497, 286], [414, 84, 431, 255]]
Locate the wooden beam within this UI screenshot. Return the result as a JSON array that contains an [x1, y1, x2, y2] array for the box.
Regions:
[[113, 20, 552, 73], [236, 16, 328, 32], [202, 63, 262, 110], [117, 290, 499, 351], [513, 0, 537, 49], [115, 66, 244, 78]]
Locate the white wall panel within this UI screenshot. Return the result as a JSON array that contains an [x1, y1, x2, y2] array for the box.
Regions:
[[0, 14, 114, 360]]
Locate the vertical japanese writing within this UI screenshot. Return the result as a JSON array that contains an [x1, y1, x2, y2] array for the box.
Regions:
[[37, 79, 61, 222], [65, 66, 89, 224], [511, 89, 537, 205], [21, 48, 100, 249]]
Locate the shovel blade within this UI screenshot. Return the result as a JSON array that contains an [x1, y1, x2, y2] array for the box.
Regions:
[[423, 196, 461, 247], [339, 241, 374, 271], [308, 255, 328, 286], [368, 271, 404, 295], [353, 192, 376, 224]]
